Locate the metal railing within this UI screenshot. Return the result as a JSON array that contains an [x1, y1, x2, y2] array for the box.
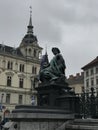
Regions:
[[76, 87, 98, 118]]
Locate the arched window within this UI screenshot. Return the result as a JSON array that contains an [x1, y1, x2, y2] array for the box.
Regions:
[[19, 78, 24, 88], [7, 76, 12, 87], [34, 49, 37, 57], [29, 48, 31, 55], [38, 51, 42, 59]]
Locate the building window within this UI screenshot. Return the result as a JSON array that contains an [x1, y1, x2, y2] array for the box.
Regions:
[[91, 69, 94, 75], [32, 66, 34, 74], [38, 51, 42, 59], [86, 79, 89, 87], [32, 66, 37, 74], [18, 95, 23, 104], [96, 67, 98, 74], [29, 48, 31, 55], [86, 70, 89, 77], [34, 49, 37, 57], [96, 76, 98, 85], [25, 48, 27, 53], [19, 64, 24, 72], [6, 94, 10, 104], [7, 76, 12, 87], [7, 61, 10, 69], [19, 78, 24, 88], [91, 78, 94, 86], [7, 61, 13, 70]]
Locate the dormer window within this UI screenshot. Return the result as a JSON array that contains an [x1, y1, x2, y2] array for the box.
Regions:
[[12, 48, 17, 55], [0, 44, 5, 52]]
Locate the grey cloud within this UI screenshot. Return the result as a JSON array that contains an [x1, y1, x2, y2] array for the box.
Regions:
[[34, 20, 62, 44], [0, 0, 98, 76], [33, 0, 98, 25]]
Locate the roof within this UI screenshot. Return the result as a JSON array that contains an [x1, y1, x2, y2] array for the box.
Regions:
[[22, 34, 38, 45], [67, 73, 84, 85], [0, 44, 42, 64], [20, 14, 38, 47], [0, 44, 23, 57], [82, 56, 98, 70]]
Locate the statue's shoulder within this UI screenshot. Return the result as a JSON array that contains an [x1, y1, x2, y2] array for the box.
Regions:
[[56, 54, 64, 63]]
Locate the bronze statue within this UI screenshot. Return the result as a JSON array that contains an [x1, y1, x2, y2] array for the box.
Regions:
[[39, 47, 66, 82]]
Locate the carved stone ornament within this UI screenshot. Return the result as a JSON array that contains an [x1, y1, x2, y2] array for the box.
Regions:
[[18, 73, 26, 78], [5, 71, 14, 76]]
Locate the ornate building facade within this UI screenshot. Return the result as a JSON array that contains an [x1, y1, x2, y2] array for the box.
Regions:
[[0, 14, 42, 112], [82, 56, 98, 93], [67, 72, 84, 94]]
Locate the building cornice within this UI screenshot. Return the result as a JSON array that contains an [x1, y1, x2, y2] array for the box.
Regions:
[[0, 52, 40, 64], [0, 86, 37, 94]]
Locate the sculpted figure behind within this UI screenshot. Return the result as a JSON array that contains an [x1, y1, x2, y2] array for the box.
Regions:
[[39, 47, 66, 83]]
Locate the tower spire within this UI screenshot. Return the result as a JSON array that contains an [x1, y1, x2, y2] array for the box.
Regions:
[[27, 6, 33, 34]]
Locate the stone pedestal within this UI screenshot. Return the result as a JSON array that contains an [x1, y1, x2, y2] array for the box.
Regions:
[[8, 105, 74, 130], [5, 82, 80, 130], [65, 119, 98, 130], [36, 83, 80, 114]]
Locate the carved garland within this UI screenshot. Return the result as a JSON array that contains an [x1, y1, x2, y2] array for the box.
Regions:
[[5, 71, 14, 76], [18, 73, 26, 78]]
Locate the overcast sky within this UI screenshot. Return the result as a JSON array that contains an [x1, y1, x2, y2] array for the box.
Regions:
[[0, 0, 98, 77]]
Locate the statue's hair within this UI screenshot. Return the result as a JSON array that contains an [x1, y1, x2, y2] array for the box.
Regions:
[[52, 47, 60, 54]]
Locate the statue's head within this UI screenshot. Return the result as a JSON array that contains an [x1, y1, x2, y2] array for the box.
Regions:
[[52, 47, 60, 55]]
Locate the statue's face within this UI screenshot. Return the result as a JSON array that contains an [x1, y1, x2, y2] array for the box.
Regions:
[[52, 48, 58, 55], [53, 51, 58, 55]]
